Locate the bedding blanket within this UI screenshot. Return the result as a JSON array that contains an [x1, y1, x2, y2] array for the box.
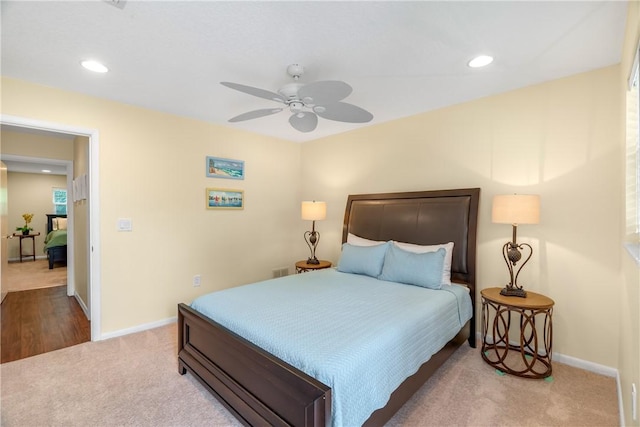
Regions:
[[191, 269, 472, 427], [43, 229, 67, 252]]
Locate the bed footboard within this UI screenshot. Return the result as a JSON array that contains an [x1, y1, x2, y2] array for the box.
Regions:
[[47, 246, 67, 269], [178, 303, 331, 427]]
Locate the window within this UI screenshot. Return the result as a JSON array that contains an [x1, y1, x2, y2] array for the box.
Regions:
[[53, 187, 67, 215], [625, 43, 640, 264]]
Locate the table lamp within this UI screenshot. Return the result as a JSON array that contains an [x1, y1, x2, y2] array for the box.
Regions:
[[301, 200, 326, 265], [492, 194, 540, 298]]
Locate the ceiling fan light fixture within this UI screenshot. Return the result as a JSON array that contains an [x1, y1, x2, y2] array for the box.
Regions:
[[468, 55, 494, 68], [290, 101, 303, 113], [278, 82, 304, 100], [222, 64, 373, 133]]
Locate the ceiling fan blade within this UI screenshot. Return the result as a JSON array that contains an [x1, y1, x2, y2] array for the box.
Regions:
[[298, 81, 352, 105], [221, 82, 286, 103], [289, 112, 318, 133], [314, 102, 373, 123], [228, 108, 283, 122]]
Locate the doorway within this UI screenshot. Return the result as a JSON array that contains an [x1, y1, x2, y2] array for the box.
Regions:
[[2, 154, 74, 296], [0, 115, 101, 342]]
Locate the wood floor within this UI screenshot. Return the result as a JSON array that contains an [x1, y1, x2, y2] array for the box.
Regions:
[[1, 285, 90, 363]]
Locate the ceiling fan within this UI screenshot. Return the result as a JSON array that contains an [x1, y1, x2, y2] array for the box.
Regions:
[[221, 64, 373, 133]]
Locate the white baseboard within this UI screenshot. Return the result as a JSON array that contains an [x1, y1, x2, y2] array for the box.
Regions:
[[616, 371, 625, 427], [98, 316, 177, 341], [552, 352, 617, 377], [74, 293, 90, 321], [8, 255, 48, 262]]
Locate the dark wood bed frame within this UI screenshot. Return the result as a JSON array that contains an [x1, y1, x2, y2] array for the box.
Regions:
[[45, 213, 68, 270], [178, 188, 480, 427]]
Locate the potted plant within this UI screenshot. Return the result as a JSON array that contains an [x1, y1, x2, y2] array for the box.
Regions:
[[16, 213, 34, 235]]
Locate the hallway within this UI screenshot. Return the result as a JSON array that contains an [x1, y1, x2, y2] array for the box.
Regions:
[[1, 260, 89, 363]]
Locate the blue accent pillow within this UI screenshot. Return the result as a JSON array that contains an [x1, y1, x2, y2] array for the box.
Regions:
[[378, 244, 446, 289], [337, 242, 390, 278]]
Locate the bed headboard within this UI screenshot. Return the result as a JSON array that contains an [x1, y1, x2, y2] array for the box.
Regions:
[[46, 214, 67, 234], [342, 187, 480, 303]]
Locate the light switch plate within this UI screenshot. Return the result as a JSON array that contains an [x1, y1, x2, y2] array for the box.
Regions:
[[117, 218, 132, 231]]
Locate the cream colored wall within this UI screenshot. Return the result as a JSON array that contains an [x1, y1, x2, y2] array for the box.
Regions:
[[73, 136, 89, 309], [619, 1, 640, 425], [6, 172, 67, 259], [302, 66, 623, 369], [2, 129, 74, 159], [1, 77, 302, 334]]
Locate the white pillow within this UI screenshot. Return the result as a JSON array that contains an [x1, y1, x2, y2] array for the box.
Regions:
[[57, 218, 68, 230], [346, 233, 386, 247], [392, 241, 454, 286], [52, 217, 67, 231]]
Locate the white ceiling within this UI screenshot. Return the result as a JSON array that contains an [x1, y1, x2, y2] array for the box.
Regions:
[[2, 159, 67, 176], [0, 1, 628, 143]]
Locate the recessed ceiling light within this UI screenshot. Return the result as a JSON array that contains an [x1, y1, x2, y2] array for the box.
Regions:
[[81, 60, 109, 73], [41, 169, 51, 173], [468, 55, 494, 68]]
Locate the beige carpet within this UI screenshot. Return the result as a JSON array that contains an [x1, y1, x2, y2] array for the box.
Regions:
[[0, 324, 619, 427], [4, 259, 66, 292]]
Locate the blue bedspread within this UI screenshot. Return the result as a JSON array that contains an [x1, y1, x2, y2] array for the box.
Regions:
[[191, 269, 472, 427]]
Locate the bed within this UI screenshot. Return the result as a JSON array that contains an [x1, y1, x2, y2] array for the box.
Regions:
[[178, 188, 480, 427], [44, 214, 67, 270]]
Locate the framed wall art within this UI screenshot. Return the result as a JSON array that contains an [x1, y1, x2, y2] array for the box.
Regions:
[[206, 156, 245, 180], [206, 188, 244, 210]]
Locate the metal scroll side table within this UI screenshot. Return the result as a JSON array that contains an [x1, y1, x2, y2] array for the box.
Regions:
[[481, 287, 554, 379], [295, 260, 332, 273]]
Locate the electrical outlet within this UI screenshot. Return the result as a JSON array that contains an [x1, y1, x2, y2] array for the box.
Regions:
[[193, 275, 201, 287]]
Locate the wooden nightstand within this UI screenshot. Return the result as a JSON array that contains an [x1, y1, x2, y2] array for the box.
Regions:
[[295, 260, 332, 273], [12, 232, 41, 262], [481, 287, 554, 379]]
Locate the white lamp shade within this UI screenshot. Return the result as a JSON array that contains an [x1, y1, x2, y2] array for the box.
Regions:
[[492, 194, 540, 225], [301, 201, 327, 221]]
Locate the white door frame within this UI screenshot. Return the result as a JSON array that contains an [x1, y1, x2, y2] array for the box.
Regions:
[[1, 114, 101, 341]]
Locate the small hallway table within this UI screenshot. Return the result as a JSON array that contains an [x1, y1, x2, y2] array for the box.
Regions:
[[12, 232, 41, 262]]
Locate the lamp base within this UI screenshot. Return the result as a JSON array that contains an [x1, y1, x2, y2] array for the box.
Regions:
[[306, 257, 320, 265], [500, 286, 527, 298]]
